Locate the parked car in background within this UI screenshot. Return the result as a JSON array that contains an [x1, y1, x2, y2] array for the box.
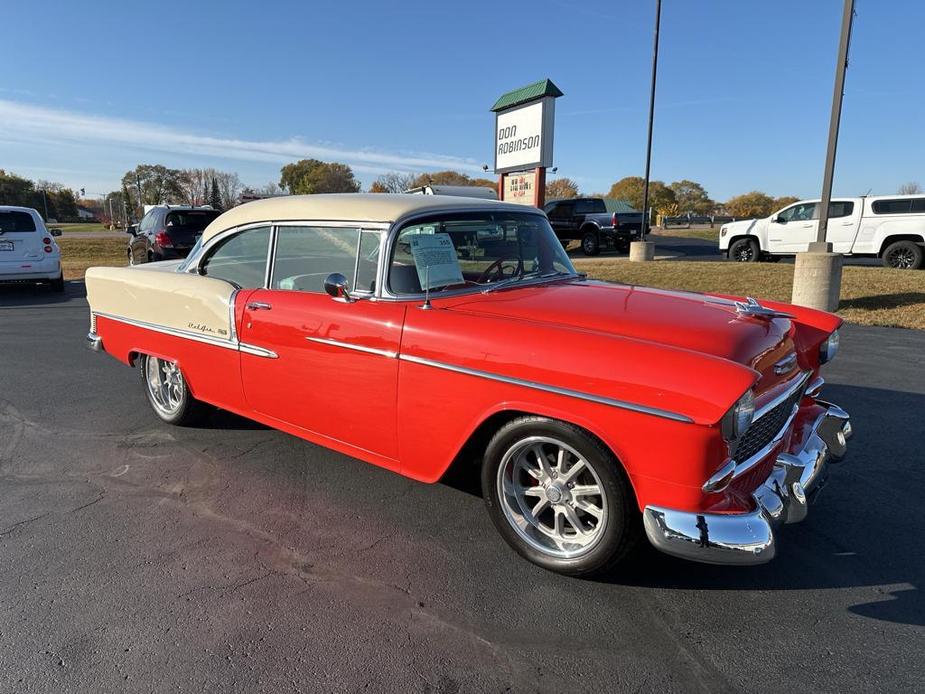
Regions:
[[128, 205, 220, 265], [719, 194, 925, 269], [0, 206, 64, 291], [544, 197, 643, 255], [86, 193, 851, 576]]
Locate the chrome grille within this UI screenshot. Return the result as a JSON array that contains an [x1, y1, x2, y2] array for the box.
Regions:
[[733, 375, 808, 464]]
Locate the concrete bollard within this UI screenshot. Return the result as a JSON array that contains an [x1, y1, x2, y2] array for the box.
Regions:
[[791, 246, 843, 312], [629, 240, 655, 262]]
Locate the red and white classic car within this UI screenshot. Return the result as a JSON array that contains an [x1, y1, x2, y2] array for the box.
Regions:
[[86, 194, 852, 576]]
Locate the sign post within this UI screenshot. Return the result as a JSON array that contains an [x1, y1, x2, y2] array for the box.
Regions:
[[491, 79, 562, 209]]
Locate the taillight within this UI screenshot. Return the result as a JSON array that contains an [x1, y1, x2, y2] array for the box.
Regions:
[[155, 230, 172, 248], [612, 212, 619, 228], [44, 245, 53, 253], [42, 236, 51, 244]]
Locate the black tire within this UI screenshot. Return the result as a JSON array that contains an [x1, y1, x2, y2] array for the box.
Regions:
[[729, 237, 759, 262], [139, 354, 208, 426], [581, 230, 601, 256], [482, 416, 641, 577], [50, 273, 65, 292], [882, 240, 924, 270]]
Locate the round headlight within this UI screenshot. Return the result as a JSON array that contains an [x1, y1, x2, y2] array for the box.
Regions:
[[734, 390, 755, 437], [723, 389, 755, 441], [820, 330, 840, 364]]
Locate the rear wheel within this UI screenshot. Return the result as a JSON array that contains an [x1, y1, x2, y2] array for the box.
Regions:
[[581, 230, 601, 256], [50, 273, 64, 292], [482, 416, 640, 576], [882, 240, 923, 269], [140, 354, 207, 425], [729, 237, 759, 262]]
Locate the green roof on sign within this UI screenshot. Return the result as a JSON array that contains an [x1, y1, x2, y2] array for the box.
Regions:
[[490, 79, 564, 112]]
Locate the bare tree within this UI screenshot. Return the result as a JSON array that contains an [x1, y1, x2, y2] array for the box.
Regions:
[[215, 171, 243, 208], [370, 171, 417, 193], [898, 181, 922, 194]]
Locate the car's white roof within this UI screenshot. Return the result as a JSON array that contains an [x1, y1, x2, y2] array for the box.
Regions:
[[0, 205, 40, 214], [201, 193, 534, 243]]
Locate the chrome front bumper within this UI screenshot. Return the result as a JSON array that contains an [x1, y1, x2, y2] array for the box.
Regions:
[[643, 402, 852, 566]]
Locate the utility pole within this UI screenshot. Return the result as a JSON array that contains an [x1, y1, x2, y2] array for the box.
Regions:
[[791, 0, 855, 311], [41, 188, 49, 221], [630, 0, 661, 262]]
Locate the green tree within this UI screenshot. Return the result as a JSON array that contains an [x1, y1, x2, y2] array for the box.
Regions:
[[545, 177, 579, 200], [121, 164, 186, 215], [280, 159, 361, 194], [209, 177, 223, 210], [608, 176, 675, 211], [408, 170, 472, 188], [725, 191, 776, 218], [669, 179, 714, 215], [0, 169, 37, 207]]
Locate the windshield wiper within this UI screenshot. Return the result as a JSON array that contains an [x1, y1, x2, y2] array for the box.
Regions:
[[481, 270, 578, 294]]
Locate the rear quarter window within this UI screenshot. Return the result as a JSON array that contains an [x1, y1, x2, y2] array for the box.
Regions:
[[0, 211, 37, 232], [166, 210, 220, 230], [574, 199, 606, 214], [872, 198, 919, 215]]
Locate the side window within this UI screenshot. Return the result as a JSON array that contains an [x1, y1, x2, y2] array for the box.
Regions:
[[551, 202, 574, 220], [355, 231, 381, 293], [271, 226, 360, 294], [200, 226, 271, 289], [574, 199, 605, 214], [544, 202, 559, 217], [778, 203, 817, 222], [139, 211, 156, 233], [872, 198, 914, 215], [828, 201, 854, 218]]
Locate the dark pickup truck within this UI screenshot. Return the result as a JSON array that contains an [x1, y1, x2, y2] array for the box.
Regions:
[[543, 197, 644, 255]]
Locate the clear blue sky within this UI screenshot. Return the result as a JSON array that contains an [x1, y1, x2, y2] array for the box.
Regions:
[[1, 0, 921, 201]]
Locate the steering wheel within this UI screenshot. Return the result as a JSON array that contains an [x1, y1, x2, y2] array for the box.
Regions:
[[477, 256, 523, 284]]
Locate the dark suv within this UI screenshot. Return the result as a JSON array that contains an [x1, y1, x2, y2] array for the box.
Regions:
[[128, 206, 220, 265]]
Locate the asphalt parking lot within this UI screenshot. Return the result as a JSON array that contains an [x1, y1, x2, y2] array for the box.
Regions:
[[1, 282, 923, 693]]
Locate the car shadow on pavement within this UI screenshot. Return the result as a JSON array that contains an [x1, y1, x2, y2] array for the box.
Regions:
[[596, 382, 925, 628], [0, 279, 86, 306]]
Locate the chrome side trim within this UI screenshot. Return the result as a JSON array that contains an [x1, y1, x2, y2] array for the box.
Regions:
[[306, 336, 398, 359], [399, 354, 694, 423], [93, 312, 277, 359], [806, 376, 824, 398]]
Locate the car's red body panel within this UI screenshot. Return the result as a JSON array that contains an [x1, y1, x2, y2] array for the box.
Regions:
[[94, 275, 839, 517]]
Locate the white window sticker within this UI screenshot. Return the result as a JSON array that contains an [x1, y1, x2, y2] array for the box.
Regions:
[[409, 233, 464, 290]]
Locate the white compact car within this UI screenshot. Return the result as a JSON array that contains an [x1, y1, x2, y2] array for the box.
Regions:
[[719, 194, 925, 269], [0, 206, 64, 291]]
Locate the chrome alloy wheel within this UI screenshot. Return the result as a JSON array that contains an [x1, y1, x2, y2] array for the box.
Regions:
[[144, 357, 185, 417], [733, 244, 754, 261], [496, 436, 608, 559]]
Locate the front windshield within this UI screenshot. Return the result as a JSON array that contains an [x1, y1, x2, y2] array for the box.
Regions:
[[388, 211, 575, 295]]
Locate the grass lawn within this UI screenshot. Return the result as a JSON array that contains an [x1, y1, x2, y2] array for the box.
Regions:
[[51, 222, 114, 233], [59, 236, 924, 331], [59, 236, 127, 279]]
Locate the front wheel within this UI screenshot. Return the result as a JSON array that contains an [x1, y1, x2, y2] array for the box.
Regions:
[[882, 240, 923, 269], [728, 237, 759, 262], [581, 231, 601, 256], [482, 417, 640, 576], [140, 354, 207, 425]]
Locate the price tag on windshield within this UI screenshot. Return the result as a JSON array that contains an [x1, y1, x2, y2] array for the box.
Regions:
[[409, 233, 464, 291]]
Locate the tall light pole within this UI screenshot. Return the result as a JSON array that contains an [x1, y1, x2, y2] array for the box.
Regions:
[[630, 0, 661, 262], [792, 0, 855, 311]]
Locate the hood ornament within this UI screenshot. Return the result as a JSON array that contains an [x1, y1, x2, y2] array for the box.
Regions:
[[734, 297, 794, 321]]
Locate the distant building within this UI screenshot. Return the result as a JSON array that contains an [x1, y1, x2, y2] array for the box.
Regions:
[[77, 206, 98, 221]]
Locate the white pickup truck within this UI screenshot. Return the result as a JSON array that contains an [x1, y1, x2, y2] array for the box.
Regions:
[[719, 195, 925, 269]]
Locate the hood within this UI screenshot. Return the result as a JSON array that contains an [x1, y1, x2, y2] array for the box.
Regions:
[[443, 280, 797, 392]]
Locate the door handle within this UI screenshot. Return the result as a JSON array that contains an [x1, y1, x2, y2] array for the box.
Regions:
[[246, 301, 272, 311]]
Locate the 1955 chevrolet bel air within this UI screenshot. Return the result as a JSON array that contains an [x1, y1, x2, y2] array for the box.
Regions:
[[85, 194, 852, 576]]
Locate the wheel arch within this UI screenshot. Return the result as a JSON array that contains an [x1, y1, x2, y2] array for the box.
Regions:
[[579, 222, 602, 236], [878, 234, 925, 256], [727, 234, 760, 251], [437, 404, 638, 501]]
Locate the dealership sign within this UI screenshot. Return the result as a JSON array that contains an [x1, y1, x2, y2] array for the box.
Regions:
[[491, 79, 562, 175], [502, 171, 537, 206]]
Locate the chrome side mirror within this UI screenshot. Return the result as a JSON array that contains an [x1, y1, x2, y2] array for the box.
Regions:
[[324, 272, 354, 302]]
